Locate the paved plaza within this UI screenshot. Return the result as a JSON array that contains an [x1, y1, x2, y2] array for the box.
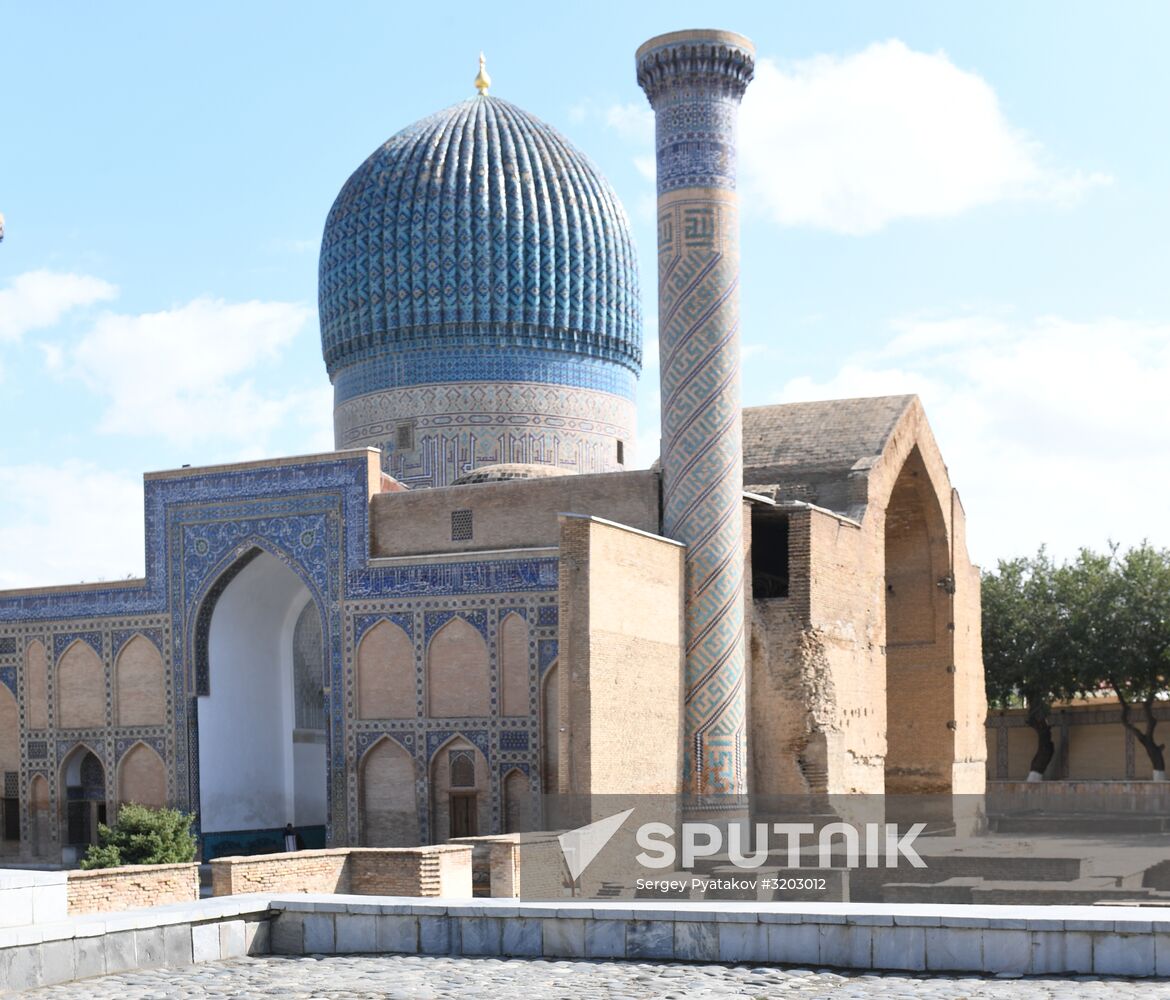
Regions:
[[12, 954, 1170, 999]]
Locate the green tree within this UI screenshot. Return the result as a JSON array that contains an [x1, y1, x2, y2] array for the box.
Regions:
[[79, 803, 198, 869], [1072, 543, 1170, 776], [982, 550, 1083, 778]]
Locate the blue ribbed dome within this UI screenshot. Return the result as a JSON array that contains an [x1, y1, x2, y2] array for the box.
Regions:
[[318, 95, 642, 381]]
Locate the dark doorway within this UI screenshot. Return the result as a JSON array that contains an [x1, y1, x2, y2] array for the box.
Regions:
[[449, 793, 478, 838]]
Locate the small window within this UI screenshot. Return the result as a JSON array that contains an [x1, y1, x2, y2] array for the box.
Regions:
[[451, 509, 473, 541], [395, 422, 414, 451], [449, 749, 476, 788], [616, 439, 625, 465], [3, 772, 17, 798], [751, 511, 790, 599]]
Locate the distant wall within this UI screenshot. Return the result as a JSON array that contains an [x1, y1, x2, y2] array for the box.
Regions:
[[987, 702, 1170, 781]]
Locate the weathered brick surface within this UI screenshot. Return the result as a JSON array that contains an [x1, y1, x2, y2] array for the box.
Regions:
[[66, 863, 198, 915], [211, 846, 472, 898], [370, 470, 660, 558], [558, 515, 684, 797]]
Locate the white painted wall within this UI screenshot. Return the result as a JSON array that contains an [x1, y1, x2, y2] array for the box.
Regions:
[[199, 552, 324, 833]]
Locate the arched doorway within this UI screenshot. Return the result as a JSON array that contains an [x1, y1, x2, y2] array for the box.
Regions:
[[883, 447, 954, 795], [62, 747, 106, 863], [196, 549, 327, 857], [429, 737, 489, 841]]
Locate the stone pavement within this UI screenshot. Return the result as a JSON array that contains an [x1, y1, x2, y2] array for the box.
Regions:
[[12, 954, 1170, 999]]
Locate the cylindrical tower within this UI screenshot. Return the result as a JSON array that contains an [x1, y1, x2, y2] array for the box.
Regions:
[[637, 30, 754, 798]]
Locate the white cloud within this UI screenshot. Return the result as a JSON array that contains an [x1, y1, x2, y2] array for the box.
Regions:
[[70, 297, 319, 447], [599, 40, 1109, 235], [773, 315, 1170, 565], [0, 462, 145, 589], [739, 42, 1110, 234], [0, 270, 117, 342]]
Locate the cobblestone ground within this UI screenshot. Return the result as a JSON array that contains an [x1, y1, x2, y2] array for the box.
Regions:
[[14, 955, 1170, 999]]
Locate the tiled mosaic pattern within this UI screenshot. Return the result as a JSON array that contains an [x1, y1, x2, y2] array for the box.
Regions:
[[335, 380, 636, 487], [318, 96, 641, 379], [0, 453, 561, 852], [639, 34, 754, 796]]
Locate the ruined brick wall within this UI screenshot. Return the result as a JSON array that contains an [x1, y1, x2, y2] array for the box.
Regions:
[[747, 397, 987, 799], [66, 862, 198, 915]]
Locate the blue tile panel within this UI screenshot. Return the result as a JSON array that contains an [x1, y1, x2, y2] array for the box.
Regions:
[[333, 347, 636, 404], [638, 34, 754, 797], [0, 451, 562, 846], [636, 35, 754, 192], [319, 96, 642, 381]]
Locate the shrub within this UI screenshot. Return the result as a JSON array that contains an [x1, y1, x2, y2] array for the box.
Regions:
[[79, 803, 198, 869]]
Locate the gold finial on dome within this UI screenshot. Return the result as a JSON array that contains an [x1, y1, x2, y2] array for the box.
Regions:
[[475, 52, 491, 96]]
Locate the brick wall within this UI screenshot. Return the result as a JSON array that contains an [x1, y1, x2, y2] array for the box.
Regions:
[[210, 845, 472, 898], [558, 514, 684, 796], [370, 470, 660, 558], [211, 849, 350, 897], [66, 862, 198, 915]]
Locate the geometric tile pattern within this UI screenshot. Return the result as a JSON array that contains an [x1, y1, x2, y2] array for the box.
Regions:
[[0, 448, 572, 851], [639, 32, 754, 797], [335, 378, 636, 488], [318, 96, 642, 381], [319, 95, 644, 489]]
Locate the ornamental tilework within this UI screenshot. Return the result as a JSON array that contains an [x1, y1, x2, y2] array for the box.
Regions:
[[335, 378, 636, 487], [424, 608, 488, 642], [111, 628, 165, 658], [538, 639, 558, 675], [353, 613, 413, 645], [426, 729, 490, 763], [0, 666, 15, 696], [319, 96, 641, 380], [53, 631, 103, 660], [639, 34, 754, 797]]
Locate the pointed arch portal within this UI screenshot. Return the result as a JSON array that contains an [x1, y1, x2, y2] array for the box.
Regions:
[[196, 549, 327, 856]]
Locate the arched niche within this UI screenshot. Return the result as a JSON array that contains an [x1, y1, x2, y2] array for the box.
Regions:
[[427, 618, 489, 719], [57, 641, 104, 729], [29, 775, 51, 858], [541, 661, 559, 795], [359, 737, 418, 847], [117, 742, 167, 810], [0, 686, 19, 849], [499, 613, 529, 718], [115, 635, 165, 727], [883, 446, 954, 795], [503, 768, 533, 834], [357, 620, 414, 720], [429, 736, 489, 842], [61, 746, 106, 857]]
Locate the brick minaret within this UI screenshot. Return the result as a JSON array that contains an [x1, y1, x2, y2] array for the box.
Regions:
[[637, 30, 754, 798]]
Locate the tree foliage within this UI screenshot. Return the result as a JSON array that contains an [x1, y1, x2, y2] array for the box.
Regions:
[[79, 803, 198, 869], [983, 543, 1170, 777]]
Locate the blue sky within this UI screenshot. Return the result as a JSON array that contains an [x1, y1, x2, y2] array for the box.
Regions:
[[2, 1, 1168, 587]]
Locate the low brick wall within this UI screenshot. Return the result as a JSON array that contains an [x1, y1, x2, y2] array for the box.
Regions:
[[449, 833, 567, 899], [66, 863, 199, 915], [989, 780, 1170, 815], [211, 846, 471, 899], [211, 849, 350, 897]]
